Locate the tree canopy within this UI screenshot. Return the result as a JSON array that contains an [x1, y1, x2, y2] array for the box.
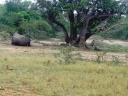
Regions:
[[37, 0, 128, 47], [0, 0, 128, 45]]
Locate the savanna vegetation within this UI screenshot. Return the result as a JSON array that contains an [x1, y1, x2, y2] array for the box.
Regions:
[[0, 0, 128, 96], [0, 46, 127, 96], [0, 0, 128, 44]]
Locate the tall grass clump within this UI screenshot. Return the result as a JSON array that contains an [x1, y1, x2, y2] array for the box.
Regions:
[[95, 51, 107, 63], [54, 46, 76, 64]]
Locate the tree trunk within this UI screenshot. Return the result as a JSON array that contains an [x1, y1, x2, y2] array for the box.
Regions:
[[68, 10, 77, 44], [79, 16, 89, 48], [48, 12, 70, 44], [52, 20, 70, 43]]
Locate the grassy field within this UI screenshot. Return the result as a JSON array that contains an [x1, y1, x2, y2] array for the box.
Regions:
[[0, 45, 128, 96], [97, 44, 128, 52]]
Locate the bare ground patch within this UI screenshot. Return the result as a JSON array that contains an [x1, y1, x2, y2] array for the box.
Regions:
[[0, 40, 128, 63], [0, 40, 128, 96], [0, 87, 37, 96]]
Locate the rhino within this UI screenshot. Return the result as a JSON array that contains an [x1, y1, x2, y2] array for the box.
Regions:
[[11, 32, 31, 46]]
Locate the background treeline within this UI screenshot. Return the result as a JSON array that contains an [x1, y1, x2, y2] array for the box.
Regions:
[[0, 0, 60, 40], [99, 17, 128, 40], [0, 0, 128, 40]]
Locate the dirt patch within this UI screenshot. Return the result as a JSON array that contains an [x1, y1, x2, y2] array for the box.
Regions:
[[0, 87, 37, 96], [87, 39, 128, 47], [0, 39, 128, 63], [78, 51, 128, 63]]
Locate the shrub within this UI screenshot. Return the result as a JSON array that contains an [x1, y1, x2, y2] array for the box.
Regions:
[[18, 20, 54, 39], [99, 17, 128, 40], [54, 46, 75, 64]]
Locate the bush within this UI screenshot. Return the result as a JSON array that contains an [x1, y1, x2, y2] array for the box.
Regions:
[[99, 17, 128, 40], [0, 24, 16, 35], [0, 0, 56, 40], [0, 31, 10, 40], [18, 20, 55, 39]]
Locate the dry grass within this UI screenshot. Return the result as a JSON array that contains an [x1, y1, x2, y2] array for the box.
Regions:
[[0, 45, 128, 96]]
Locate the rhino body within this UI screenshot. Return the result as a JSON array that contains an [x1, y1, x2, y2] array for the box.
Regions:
[[11, 32, 31, 46]]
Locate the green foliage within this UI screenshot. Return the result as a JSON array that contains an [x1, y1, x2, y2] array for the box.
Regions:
[[54, 46, 81, 64], [0, 0, 128, 41], [5, 0, 31, 12], [18, 20, 54, 39], [97, 44, 128, 52], [37, 0, 126, 45], [0, 0, 55, 40], [0, 24, 16, 35], [0, 31, 10, 40], [0, 5, 6, 16], [100, 17, 128, 40], [58, 0, 87, 10], [55, 46, 75, 64]]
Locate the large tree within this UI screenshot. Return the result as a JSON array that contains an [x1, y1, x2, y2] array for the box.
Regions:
[[37, 0, 127, 48]]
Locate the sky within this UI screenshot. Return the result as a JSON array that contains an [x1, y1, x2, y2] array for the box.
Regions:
[[0, 0, 36, 4], [0, 0, 5, 4]]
